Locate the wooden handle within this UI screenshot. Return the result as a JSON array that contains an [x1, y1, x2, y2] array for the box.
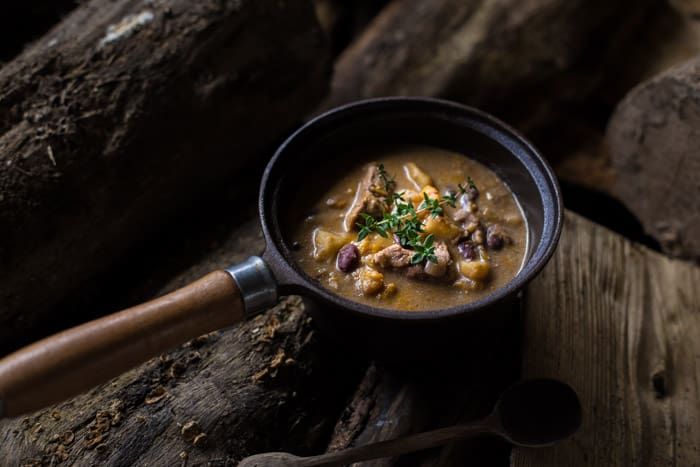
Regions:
[[0, 270, 244, 418]]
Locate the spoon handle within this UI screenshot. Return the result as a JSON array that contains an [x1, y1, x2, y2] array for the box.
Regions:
[[0, 271, 244, 418], [298, 420, 496, 467]]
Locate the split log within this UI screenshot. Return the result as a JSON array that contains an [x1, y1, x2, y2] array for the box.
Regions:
[[321, 0, 653, 121], [606, 56, 700, 259], [0, 216, 366, 466], [0, 0, 329, 350], [512, 212, 700, 466]]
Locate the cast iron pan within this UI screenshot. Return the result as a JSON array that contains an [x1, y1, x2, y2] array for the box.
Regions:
[[0, 98, 562, 419]]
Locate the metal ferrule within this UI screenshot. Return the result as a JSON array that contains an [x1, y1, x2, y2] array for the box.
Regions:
[[226, 256, 278, 318]]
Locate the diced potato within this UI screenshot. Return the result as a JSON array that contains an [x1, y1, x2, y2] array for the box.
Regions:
[[355, 232, 394, 256], [422, 216, 462, 241], [420, 185, 440, 201], [313, 229, 351, 261], [404, 162, 434, 189], [415, 185, 441, 219], [381, 282, 397, 299], [458, 260, 490, 281], [354, 266, 384, 295], [404, 190, 421, 204]]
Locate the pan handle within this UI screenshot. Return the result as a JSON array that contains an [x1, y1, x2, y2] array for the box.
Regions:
[[0, 257, 277, 418]]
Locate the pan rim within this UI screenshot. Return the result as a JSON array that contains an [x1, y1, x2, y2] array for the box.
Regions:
[[259, 96, 562, 322]]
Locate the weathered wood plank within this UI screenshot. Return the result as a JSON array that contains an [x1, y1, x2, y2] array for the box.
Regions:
[[326, 211, 700, 466], [512, 212, 700, 466]]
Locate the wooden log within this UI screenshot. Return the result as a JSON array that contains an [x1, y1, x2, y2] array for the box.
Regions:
[[512, 212, 700, 466], [0, 216, 366, 465], [0, 0, 329, 349], [321, 0, 652, 118], [606, 56, 700, 259]]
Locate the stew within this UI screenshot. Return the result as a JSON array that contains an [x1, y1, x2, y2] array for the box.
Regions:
[[288, 145, 527, 311]]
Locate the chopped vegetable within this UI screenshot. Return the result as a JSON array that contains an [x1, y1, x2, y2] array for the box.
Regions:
[[313, 229, 351, 261], [422, 216, 462, 242], [404, 162, 433, 189], [354, 266, 384, 295], [458, 260, 490, 281]]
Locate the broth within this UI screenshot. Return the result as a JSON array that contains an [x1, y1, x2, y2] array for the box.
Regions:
[[287, 145, 527, 311]]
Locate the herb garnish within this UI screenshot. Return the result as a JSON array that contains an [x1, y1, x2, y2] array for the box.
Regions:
[[377, 163, 396, 193], [356, 166, 477, 264]]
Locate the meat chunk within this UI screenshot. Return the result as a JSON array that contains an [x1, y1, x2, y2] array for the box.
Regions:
[[406, 240, 452, 279], [453, 209, 481, 242], [344, 164, 393, 231], [424, 241, 451, 277], [372, 244, 414, 269], [406, 264, 429, 280], [453, 209, 478, 224]]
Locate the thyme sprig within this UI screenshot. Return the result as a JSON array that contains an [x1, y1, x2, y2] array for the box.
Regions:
[[357, 187, 460, 264], [377, 163, 396, 193]]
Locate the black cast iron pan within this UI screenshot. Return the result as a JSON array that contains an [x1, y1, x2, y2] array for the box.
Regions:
[[0, 97, 562, 419]]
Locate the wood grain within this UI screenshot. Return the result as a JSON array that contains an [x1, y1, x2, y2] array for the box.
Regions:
[[512, 211, 700, 466]]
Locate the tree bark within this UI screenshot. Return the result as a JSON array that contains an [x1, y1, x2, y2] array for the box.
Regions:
[[606, 56, 700, 259], [0, 217, 366, 466], [0, 0, 329, 349], [321, 0, 651, 119]]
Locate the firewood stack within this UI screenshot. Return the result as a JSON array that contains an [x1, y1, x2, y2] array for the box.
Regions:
[[1, 0, 699, 465]]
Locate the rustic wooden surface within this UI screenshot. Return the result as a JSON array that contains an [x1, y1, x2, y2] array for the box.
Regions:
[[512, 211, 700, 467], [0, 0, 328, 351]]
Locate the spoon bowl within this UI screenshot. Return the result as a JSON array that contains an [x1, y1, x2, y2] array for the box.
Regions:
[[495, 378, 582, 447]]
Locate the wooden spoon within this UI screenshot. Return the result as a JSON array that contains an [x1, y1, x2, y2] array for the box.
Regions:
[[237, 378, 581, 467]]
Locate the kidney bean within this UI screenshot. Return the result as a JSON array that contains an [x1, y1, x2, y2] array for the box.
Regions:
[[486, 225, 504, 250], [336, 243, 360, 272], [457, 241, 477, 260]]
